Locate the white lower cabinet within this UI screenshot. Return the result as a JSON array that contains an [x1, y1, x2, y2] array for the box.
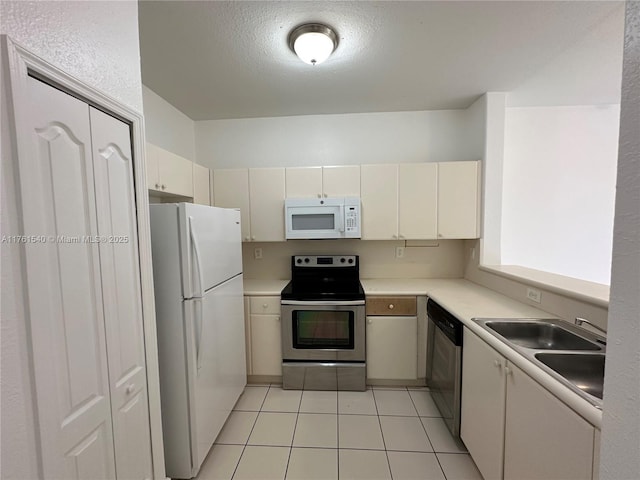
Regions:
[[461, 328, 596, 480], [366, 316, 418, 380], [366, 296, 418, 381], [460, 327, 507, 480], [247, 296, 282, 377], [504, 362, 595, 480]]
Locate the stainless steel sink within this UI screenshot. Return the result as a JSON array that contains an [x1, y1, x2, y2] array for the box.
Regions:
[[473, 317, 606, 407], [484, 321, 601, 351], [535, 353, 605, 400]]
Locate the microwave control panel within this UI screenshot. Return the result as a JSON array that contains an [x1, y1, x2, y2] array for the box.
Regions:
[[345, 206, 359, 235]]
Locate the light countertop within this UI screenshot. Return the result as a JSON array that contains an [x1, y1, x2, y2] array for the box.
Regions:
[[243, 276, 602, 427], [243, 278, 289, 296]]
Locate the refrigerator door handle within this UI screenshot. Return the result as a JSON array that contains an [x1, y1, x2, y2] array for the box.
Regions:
[[194, 298, 203, 370], [189, 216, 205, 298]]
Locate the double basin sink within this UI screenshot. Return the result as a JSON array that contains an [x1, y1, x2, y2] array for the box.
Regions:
[[473, 318, 605, 408]]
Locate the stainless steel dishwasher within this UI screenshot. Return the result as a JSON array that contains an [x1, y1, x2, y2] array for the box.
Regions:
[[425, 298, 464, 438]]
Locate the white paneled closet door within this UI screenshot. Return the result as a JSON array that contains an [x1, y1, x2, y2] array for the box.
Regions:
[[23, 76, 152, 479], [90, 108, 153, 480], [25, 75, 116, 479]]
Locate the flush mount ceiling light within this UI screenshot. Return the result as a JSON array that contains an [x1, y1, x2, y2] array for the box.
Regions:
[[288, 23, 338, 65]]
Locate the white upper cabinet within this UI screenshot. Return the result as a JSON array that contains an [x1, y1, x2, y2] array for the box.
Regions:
[[361, 164, 399, 240], [285, 166, 322, 198], [146, 142, 161, 192], [322, 165, 361, 197], [213, 168, 285, 242], [398, 163, 438, 239], [146, 142, 193, 197], [362, 162, 440, 240], [213, 168, 251, 240], [249, 168, 286, 242], [192, 162, 211, 205], [285, 165, 360, 198], [438, 161, 480, 239]]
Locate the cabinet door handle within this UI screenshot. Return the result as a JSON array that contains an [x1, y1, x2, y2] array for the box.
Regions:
[[251, 236, 256, 241], [388, 304, 394, 310], [504, 366, 513, 376], [155, 183, 160, 189], [494, 359, 502, 369], [392, 234, 398, 239], [161, 184, 166, 190], [262, 303, 268, 308], [317, 193, 322, 198], [126, 383, 136, 395], [367, 318, 372, 324], [323, 193, 327, 198], [244, 236, 250, 241]]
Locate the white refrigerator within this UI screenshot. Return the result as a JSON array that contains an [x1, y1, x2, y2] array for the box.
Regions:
[[149, 203, 246, 479]]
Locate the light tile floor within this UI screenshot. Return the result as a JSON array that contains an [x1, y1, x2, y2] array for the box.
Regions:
[[196, 385, 483, 480]]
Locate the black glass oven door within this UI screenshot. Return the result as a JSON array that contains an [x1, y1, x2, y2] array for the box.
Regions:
[[292, 310, 354, 350]]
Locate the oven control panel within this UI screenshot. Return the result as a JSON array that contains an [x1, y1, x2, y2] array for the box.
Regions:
[[293, 255, 357, 267]]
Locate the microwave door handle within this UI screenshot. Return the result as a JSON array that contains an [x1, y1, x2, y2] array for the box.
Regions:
[[338, 208, 345, 232]]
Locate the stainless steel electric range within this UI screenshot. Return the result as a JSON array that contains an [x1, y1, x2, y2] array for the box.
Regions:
[[280, 255, 366, 391]]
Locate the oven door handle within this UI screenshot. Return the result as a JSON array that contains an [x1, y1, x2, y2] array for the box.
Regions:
[[281, 300, 365, 306]]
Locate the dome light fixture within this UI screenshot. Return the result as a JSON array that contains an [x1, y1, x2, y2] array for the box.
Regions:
[[288, 23, 338, 65]]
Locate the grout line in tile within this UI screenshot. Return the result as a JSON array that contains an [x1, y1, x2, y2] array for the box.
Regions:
[[433, 450, 448, 480], [283, 389, 304, 480], [230, 387, 266, 480], [336, 391, 340, 480], [418, 415, 437, 454], [372, 389, 394, 480], [407, 387, 422, 417]]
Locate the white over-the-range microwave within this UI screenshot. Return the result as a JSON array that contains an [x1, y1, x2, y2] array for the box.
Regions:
[[284, 197, 361, 239]]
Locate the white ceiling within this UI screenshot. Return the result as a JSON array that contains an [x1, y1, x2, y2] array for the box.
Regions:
[[138, 1, 624, 121]]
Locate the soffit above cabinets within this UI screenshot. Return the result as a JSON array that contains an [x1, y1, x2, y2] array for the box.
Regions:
[[138, 1, 624, 121]]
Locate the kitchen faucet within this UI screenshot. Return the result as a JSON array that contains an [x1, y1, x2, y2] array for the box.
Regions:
[[575, 317, 607, 335]]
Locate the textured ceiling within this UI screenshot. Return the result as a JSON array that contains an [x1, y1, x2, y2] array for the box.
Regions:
[[138, 1, 624, 120]]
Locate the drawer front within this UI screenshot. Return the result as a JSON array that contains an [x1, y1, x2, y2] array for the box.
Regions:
[[366, 296, 417, 316], [249, 296, 281, 315]]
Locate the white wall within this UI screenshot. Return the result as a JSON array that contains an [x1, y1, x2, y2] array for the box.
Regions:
[[501, 105, 620, 285], [508, 4, 624, 108], [0, 1, 143, 112], [243, 240, 465, 280], [600, 2, 640, 478], [195, 108, 482, 169], [142, 85, 196, 161], [0, 2, 143, 478]]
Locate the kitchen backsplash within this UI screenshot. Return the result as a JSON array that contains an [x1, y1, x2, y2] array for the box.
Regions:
[[242, 240, 465, 279]]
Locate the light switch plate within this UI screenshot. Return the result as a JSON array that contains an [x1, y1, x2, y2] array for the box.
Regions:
[[254, 248, 263, 259], [395, 246, 405, 259]]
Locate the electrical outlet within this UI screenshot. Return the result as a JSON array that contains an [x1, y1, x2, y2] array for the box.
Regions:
[[254, 248, 263, 259], [471, 247, 476, 259], [395, 246, 405, 259], [526, 287, 542, 303]]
